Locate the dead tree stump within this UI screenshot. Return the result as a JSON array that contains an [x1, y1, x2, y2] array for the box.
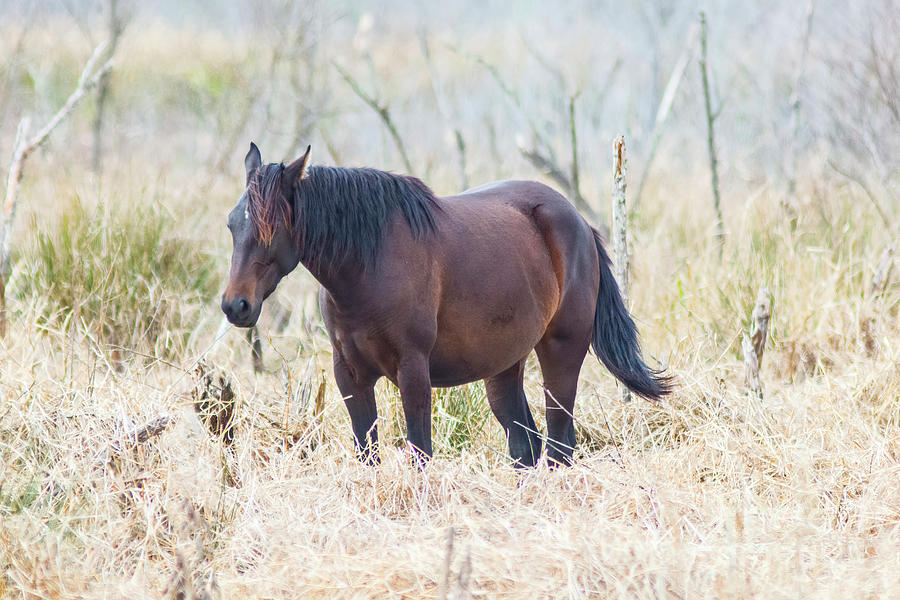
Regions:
[[742, 287, 772, 398]]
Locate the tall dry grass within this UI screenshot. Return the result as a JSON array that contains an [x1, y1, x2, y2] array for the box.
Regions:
[[1, 169, 897, 598]]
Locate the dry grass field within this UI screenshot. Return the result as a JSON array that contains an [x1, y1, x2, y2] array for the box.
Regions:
[[1, 2, 899, 598]]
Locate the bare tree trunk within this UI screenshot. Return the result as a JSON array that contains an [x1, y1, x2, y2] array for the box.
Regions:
[[91, 0, 126, 176], [699, 12, 725, 257], [1, 44, 112, 336], [786, 0, 816, 198], [611, 136, 631, 403]]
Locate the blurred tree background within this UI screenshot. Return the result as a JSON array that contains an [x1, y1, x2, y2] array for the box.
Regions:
[[2, 0, 896, 214], [0, 0, 897, 361]]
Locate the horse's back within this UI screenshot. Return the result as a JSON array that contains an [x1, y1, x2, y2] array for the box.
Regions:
[[443, 180, 598, 295]]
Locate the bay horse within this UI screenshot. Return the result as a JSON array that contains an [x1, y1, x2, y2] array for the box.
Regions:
[[222, 142, 669, 467]]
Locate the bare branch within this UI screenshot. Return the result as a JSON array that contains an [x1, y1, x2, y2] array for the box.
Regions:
[[334, 61, 415, 175], [827, 158, 894, 232], [94, 414, 175, 466], [633, 23, 699, 215], [1, 42, 113, 336], [471, 52, 598, 220], [519, 33, 567, 90], [516, 143, 596, 221], [473, 52, 559, 159]]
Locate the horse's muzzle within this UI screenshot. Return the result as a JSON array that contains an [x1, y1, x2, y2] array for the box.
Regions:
[[221, 294, 255, 327]]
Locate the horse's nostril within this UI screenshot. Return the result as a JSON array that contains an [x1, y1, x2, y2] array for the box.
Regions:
[[237, 297, 250, 314]]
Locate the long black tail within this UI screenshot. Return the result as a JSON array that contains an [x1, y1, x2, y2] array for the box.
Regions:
[[591, 229, 671, 400]]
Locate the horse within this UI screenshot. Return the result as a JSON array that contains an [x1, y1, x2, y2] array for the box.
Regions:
[[221, 142, 670, 467]]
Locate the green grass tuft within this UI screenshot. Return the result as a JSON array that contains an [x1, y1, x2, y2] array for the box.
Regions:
[[16, 196, 220, 359]]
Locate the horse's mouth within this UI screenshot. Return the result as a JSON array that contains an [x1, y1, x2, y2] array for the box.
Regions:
[[227, 315, 258, 328], [223, 305, 261, 328]]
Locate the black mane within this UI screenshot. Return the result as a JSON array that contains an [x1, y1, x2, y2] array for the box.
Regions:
[[248, 164, 440, 274]]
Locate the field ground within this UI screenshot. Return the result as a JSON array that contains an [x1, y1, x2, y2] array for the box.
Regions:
[[2, 173, 898, 598], [2, 4, 900, 598]]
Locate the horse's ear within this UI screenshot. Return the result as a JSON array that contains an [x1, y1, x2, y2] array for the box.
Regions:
[[283, 145, 311, 189], [245, 142, 262, 183]]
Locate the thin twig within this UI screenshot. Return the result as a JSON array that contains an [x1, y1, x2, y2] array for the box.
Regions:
[[517, 145, 594, 218], [569, 92, 582, 202]]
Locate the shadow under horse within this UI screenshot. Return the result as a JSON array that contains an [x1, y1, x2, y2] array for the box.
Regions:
[[222, 143, 670, 467]]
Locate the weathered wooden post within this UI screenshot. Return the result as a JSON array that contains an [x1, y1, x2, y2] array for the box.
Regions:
[[742, 286, 772, 398], [612, 135, 631, 402]]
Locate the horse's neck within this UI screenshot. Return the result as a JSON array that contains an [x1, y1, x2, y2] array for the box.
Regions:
[[301, 259, 364, 307]]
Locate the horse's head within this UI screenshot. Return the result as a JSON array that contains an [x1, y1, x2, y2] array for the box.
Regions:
[[221, 142, 310, 327]]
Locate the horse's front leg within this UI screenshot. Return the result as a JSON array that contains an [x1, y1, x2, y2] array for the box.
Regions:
[[397, 354, 433, 464], [333, 355, 379, 465]]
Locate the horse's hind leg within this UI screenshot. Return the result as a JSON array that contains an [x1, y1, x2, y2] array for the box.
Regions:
[[485, 360, 542, 467], [535, 333, 589, 467]]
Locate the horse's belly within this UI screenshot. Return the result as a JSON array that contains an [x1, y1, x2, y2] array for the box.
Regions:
[[428, 287, 552, 386], [428, 348, 523, 387]]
